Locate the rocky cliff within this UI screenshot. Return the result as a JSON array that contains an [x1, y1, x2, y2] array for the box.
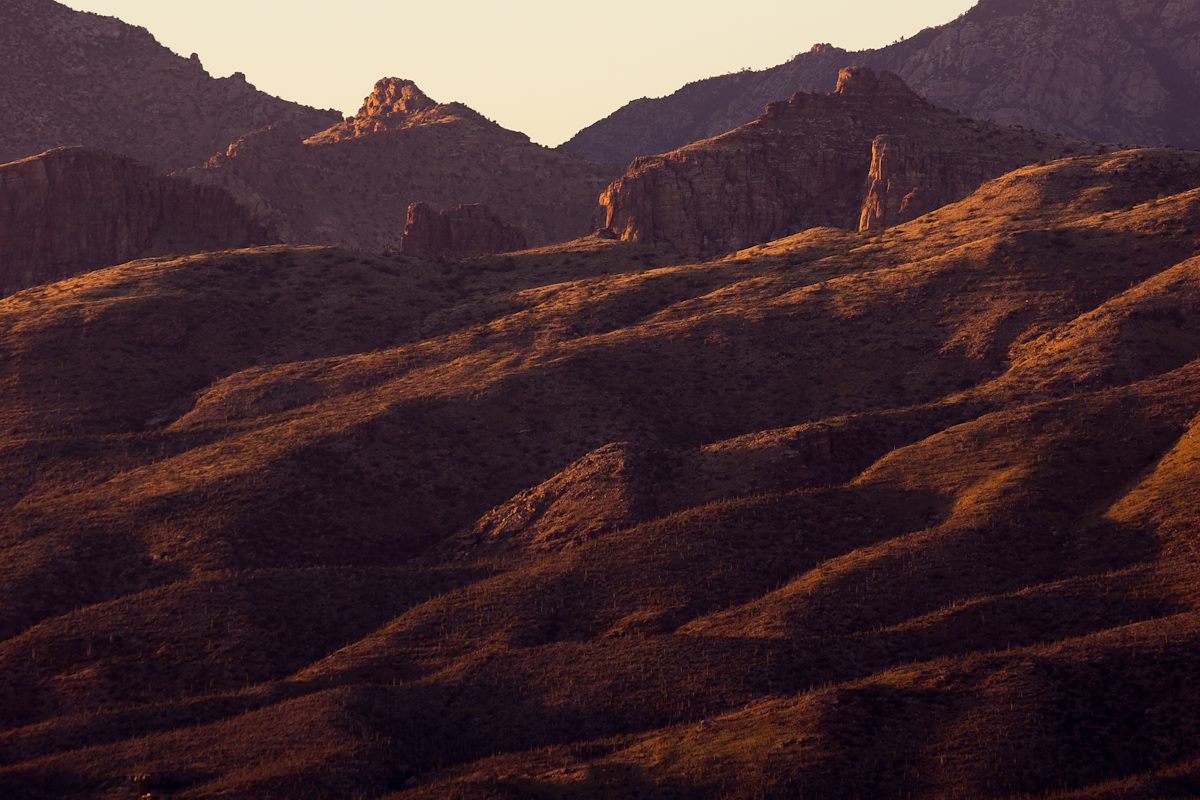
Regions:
[[184, 78, 616, 250], [0, 0, 340, 171], [564, 0, 1200, 165], [0, 147, 273, 296], [600, 68, 1100, 255], [400, 203, 528, 259]]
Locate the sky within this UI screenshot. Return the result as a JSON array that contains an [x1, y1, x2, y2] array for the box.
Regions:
[[63, 0, 976, 146]]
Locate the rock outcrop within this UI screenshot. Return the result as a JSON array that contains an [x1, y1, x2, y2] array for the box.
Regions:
[[599, 69, 1101, 255], [306, 79, 442, 143], [564, 0, 1200, 165], [400, 203, 528, 259], [0, 0, 340, 171], [184, 78, 616, 250], [0, 147, 273, 296]]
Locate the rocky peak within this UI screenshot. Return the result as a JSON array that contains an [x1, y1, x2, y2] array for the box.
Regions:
[[306, 78, 458, 144], [360, 78, 438, 120]]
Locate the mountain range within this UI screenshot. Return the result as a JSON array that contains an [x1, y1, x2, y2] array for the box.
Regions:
[[2, 0, 1199, 797]]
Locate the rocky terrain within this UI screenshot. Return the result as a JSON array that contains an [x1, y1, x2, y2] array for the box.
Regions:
[[0, 0, 339, 172], [183, 79, 616, 251], [0, 146, 273, 296], [564, 0, 1200, 165], [600, 68, 1099, 256], [400, 203, 527, 259], [1, 148, 1199, 798]]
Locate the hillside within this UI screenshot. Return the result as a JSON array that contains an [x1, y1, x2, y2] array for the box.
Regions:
[[183, 79, 617, 251], [563, 0, 1200, 165], [0, 0, 340, 172], [0, 148, 1198, 797]]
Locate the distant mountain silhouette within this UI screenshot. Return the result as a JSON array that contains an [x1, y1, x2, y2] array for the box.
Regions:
[[564, 0, 1200, 165]]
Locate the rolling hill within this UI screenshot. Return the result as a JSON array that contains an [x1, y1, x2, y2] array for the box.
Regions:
[[0, 148, 1198, 797]]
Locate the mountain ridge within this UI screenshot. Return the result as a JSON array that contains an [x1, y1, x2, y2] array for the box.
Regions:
[[563, 0, 1200, 165], [0, 0, 341, 171], [181, 77, 615, 251]]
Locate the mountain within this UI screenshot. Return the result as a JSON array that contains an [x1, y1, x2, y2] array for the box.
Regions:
[[1, 148, 1199, 797], [0, 0, 340, 172], [183, 78, 617, 250], [563, 0, 1200, 165], [600, 67, 1101, 256], [0, 146, 274, 296]]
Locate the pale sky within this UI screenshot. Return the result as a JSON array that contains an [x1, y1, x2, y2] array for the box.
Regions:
[[63, 0, 976, 146]]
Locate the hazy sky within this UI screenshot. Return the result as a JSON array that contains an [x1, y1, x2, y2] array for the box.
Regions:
[[63, 0, 975, 146]]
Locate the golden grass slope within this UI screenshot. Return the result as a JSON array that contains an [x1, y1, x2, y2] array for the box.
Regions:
[[0, 149, 1198, 798]]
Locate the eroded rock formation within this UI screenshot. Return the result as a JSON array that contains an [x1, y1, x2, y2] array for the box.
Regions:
[[0, 147, 272, 296], [600, 69, 1101, 255], [400, 202, 528, 259]]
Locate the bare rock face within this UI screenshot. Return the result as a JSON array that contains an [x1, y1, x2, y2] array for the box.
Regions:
[[185, 79, 615, 251], [600, 69, 1102, 255], [399, 202, 527, 259], [0, 0, 340, 171], [0, 147, 272, 296], [857, 133, 1027, 232], [564, 0, 1200, 165]]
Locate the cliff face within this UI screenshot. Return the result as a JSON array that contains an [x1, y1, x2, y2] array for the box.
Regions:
[[400, 203, 528, 259], [600, 69, 1101, 256], [0, 147, 273, 296], [857, 133, 1026, 232], [0, 0, 340, 171], [185, 79, 616, 251], [564, 0, 1200, 165]]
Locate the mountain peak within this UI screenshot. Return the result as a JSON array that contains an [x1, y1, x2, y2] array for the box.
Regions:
[[304, 78, 453, 144], [360, 77, 438, 119]]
